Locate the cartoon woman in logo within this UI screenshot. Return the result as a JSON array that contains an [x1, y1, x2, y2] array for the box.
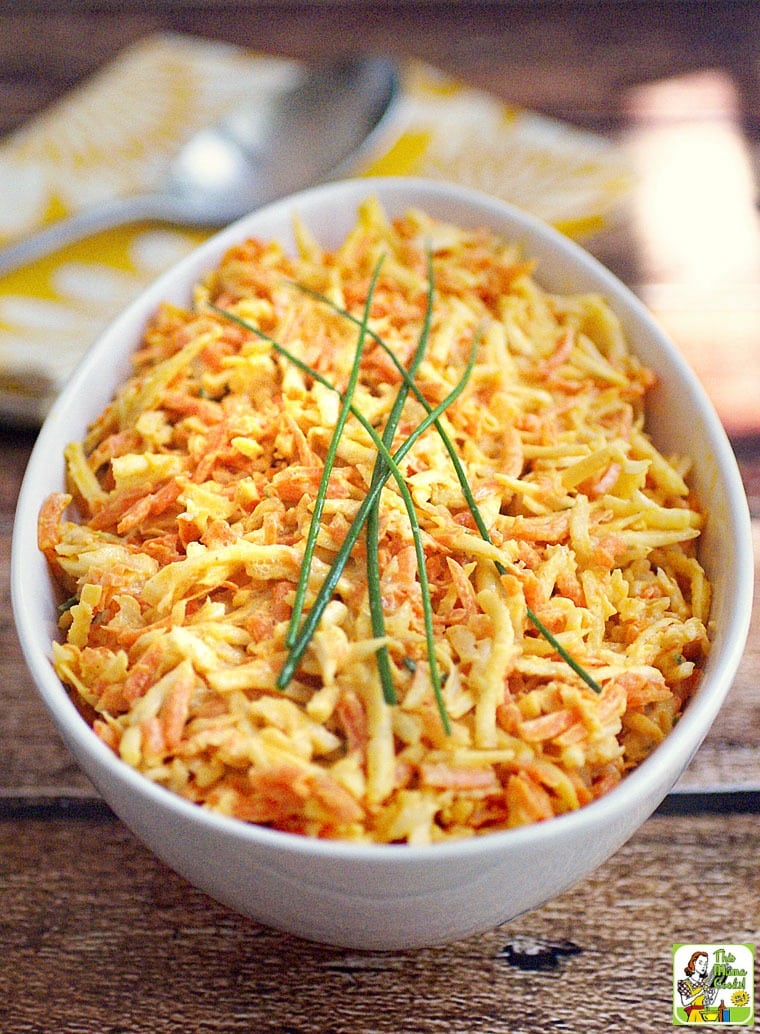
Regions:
[[678, 950, 718, 1022]]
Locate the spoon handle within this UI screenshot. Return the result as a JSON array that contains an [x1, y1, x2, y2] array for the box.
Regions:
[[0, 193, 181, 277]]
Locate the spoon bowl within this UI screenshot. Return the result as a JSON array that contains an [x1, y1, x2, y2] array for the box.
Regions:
[[0, 55, 399, 275]]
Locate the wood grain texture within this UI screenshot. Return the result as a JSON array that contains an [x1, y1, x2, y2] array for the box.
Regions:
[[2, 1, 760, 137], [1, 810, 758, 1033]]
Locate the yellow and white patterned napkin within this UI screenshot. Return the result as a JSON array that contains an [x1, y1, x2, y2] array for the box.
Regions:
[[0, 33, 632, 424]]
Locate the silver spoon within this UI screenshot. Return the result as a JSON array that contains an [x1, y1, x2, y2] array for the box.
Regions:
[[0, 55, 400, 276]]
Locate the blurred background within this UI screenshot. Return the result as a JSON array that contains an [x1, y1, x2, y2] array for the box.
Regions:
[[1, 0, 758, 445]]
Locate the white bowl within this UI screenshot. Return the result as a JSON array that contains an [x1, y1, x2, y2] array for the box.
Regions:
[[12, 177, 753, 950]]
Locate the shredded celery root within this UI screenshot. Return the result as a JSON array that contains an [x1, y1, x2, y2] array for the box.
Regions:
[[39, 197, 711, 844]]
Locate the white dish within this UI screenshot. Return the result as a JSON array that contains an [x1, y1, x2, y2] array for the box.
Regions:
[[12, 177, 753, 949]]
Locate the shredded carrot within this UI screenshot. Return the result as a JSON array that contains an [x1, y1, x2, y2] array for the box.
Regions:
[[40, 197, 711, 844]]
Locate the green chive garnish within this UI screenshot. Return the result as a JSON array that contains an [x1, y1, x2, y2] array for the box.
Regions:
[[285, 255, 384, 650], [365, 248, 435, 708], [209, 300, 475, 731], [287, 280, 603, 694], [210, 234, 602, 735], [290, 279, 495, 553], [275, 333, 478, 729]]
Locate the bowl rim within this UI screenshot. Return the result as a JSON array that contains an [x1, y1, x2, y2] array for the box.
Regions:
[[12, 175, 755, 862]]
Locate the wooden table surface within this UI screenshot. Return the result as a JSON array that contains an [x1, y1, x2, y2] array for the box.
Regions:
[[1, 3, 758, 1031]]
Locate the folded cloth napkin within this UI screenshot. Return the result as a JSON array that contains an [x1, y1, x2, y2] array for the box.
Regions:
[[0, 33, 631, 424]]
